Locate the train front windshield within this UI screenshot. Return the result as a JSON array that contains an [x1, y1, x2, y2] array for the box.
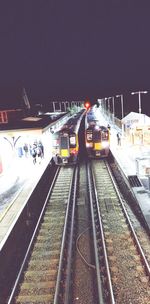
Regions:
[[60, 136, 69, 149], [101, 130, 109, 141], [87, 127, 109, 143], [93, 130, 101, 142], [69, 134, 76, 147]]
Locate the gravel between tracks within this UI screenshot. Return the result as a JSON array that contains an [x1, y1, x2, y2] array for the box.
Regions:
[[72, 164, 97, 304]]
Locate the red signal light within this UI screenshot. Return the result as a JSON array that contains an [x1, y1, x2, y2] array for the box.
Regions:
[[84, 101, 91, 110]]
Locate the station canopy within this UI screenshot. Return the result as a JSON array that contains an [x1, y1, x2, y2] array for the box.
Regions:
[[122, 112, 150, 128]]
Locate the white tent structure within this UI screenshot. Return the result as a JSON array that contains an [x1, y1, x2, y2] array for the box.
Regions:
[[122, 112, 150, 145], [122, 112, 150, 129]]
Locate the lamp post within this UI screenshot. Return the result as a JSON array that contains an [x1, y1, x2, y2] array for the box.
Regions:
[[116, 94, 124, 119], [104, 98, 108, 116], [131, 91, 148, 114], [107, 96, 115, 124], [112, 96, 115, 122], [97, 99, 102, 110], [116, 94, 124, 136], [104, 97, 110, 118], [101, 98, 106, 115], [107, 97, 112, 120]]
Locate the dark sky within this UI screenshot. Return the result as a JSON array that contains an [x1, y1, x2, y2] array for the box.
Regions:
[[0, 0, 150, 116]]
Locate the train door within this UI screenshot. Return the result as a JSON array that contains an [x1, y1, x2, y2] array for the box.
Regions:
[[52, 133, 60, 156], [100, 129, 110, 156], [69, 133, 78, 162], [101, 129, 110, 144], [60, 134, 70, 163], [93, 128, 101, 156]]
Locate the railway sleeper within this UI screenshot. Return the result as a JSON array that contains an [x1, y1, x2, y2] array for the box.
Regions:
[[19, 280, 55, 293], [27, 258, 59, 270], [30, 250, 60, 260], [15, 293, 54, 304], [33, 235, 62, 245], [24, 269, 57, 281]]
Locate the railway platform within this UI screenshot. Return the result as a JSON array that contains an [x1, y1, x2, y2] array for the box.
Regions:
[[109, 126, 150, 231], [0, 155, 52, 247]]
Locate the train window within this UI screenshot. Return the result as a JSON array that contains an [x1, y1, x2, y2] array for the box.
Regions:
[[93, 131, 101, 141], [60, 136, 69, 149], [87, 131, 92, 141], [70, 135, 76, 147], [53, 139, 59, 147], [101, 131, 108, 140]]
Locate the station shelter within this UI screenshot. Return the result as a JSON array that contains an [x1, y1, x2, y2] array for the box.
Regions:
[[0, 112, 69, 175], [121, 112, 150, 182], [122, 112, 150, 145]]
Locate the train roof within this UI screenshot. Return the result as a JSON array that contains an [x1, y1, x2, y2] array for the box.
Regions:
[[55, 109, 85, 134], [86, 123, 108, 131], [86, 108, 98, 122], [85, 107, 108, 128]]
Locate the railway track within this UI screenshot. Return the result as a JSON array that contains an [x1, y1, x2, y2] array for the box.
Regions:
[[91, 159, 150, 304], [8, 166, 77, 304], [6, 159, 150, 304]]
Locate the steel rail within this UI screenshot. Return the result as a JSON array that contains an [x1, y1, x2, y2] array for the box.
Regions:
[[63, 165, 78, 303], [90, 162, 116, 304], [7, 166, 60, 304], [106, 161, 150, 278], [54, 165, 78, 304], [87, 162, 105, 304]]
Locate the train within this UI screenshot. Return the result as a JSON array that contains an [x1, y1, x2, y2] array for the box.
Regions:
[[85, 107, 110, 158], [52, 109, 85, 165]]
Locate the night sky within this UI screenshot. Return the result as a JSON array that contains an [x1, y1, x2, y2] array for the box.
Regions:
[[0, 1, 150, 116]]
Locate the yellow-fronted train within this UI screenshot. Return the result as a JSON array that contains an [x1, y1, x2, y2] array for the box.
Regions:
[[85, 107, 110, 158], [52, 109, 85, 165]]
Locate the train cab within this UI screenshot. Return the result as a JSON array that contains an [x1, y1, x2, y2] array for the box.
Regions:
[[85, 107, 110, 158], [52, 110, 85, 165]]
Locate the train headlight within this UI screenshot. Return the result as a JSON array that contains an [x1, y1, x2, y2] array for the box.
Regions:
[[86, 142, 93, 148], [101, 141, 109, 148]]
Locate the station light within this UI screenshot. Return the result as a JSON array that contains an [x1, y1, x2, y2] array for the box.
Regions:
[[131, 91, 148, 114]]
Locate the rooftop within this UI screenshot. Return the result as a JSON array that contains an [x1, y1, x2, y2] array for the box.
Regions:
[[0, 112, 67, 132]]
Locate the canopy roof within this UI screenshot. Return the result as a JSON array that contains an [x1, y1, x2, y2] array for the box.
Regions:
[[122, 112, 150, 126]]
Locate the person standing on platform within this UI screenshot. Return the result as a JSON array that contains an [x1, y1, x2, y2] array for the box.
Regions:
[[36, 146, 42, 164], [117, 132, 121, 146], [23, 143, 28, 157], [31, 147, 37, 164], [38, 141, 44, 158], [107, 124, 111, 130]]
